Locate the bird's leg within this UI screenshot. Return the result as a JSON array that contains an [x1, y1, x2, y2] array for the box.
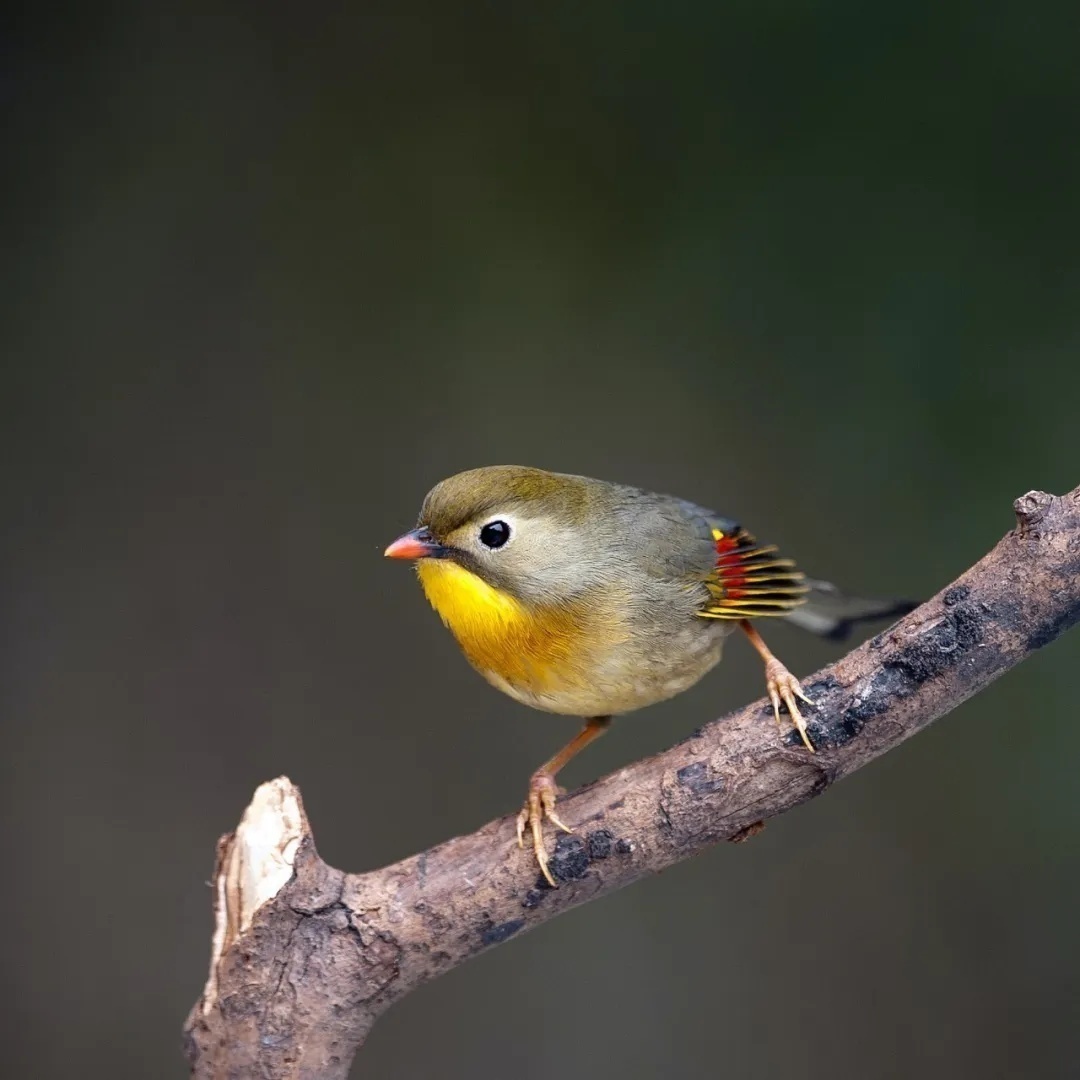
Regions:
[[517, 715, 612, 886], [739, 620, 816, 752]]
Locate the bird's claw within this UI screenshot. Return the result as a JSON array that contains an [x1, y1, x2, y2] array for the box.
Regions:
[[764, 658, 816, 752], [516, 772, 573, 887]]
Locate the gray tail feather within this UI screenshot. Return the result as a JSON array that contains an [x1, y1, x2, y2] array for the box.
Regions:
[[784, 578, 918, 642]]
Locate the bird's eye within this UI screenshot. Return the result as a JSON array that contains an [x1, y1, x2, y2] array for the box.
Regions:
[[479, 520, 511, 549]]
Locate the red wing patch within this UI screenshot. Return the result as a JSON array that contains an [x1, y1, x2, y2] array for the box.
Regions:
[[700, 527, 808, 620]]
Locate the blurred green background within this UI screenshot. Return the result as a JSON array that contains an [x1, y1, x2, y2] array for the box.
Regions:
[[3, 5, 1078, 1078]]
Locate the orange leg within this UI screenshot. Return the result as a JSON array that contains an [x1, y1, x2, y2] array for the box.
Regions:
[[740, 620, 816, 752], [516, 716, 612, 886]]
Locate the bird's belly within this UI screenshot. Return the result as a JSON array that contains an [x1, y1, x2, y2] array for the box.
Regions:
[[482, 618, 733, 717], [418, 558, 733, 716]]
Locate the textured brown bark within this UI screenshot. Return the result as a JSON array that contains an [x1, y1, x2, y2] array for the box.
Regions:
[[184, 484, 1080, 1079]]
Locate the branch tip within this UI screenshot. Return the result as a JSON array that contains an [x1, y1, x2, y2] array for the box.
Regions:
[[1014, 489, 1052, 528]]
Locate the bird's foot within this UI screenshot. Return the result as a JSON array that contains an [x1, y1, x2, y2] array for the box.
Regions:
[[515, 771, 574, 887], [764, 657, 816, 752]]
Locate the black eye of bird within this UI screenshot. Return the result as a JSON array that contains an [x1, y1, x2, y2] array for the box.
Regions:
[[479, 520, 511, 549]]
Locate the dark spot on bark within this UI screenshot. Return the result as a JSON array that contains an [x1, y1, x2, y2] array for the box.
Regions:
[[675, 760, 725, 796], [587, 829, 614, 859], [987, 597, 1022, 633], [606, 797, 625, 812], [943, 585, 970, 607], [481, 918, 525, 946], [902, 604, 984, 681], [782, 707, 862, 750], [869, 632, 887, 651], [804, 674, 841, 697], [783, 727, 815, 750], [522, 888, 545, 910], [1026, 605, 1080, 651], [549, 835, 590, 882], [847, 663, 918, 721], [831, 602, 988, 740], [615, 838, 634, 855], [808, 713, 862, 749]]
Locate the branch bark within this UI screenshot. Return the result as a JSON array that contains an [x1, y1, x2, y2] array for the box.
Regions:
[[184, 484, 1080, 1079]]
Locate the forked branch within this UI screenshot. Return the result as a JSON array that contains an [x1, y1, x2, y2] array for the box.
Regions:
[[184, 485, 1080, 1079]]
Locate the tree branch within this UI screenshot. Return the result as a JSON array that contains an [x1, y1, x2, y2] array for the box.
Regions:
[[184, 484, 1080, 1079]]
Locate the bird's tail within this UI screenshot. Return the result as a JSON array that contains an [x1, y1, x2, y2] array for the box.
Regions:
[[783, 579, 917, 642]]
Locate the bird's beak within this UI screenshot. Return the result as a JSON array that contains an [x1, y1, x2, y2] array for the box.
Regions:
[[384, 526, 446, 560]]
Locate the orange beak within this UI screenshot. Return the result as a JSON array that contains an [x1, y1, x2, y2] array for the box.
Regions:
[[384, 527, 446, 560]]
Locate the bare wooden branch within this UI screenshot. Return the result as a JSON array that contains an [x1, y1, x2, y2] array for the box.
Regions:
[[184, 484, 1080, 1079]]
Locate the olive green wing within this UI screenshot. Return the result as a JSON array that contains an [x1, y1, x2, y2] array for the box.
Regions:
[[611, 487, 913, 635]]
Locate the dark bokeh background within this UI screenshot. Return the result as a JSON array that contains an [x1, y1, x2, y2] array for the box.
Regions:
[[4, 5, 1078, 1078]]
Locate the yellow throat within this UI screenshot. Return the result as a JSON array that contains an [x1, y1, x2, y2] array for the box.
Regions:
[[417, 558, 526, 639], [415, 559, 582, 690]]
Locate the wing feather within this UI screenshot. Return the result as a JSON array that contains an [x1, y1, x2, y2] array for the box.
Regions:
[[698, 526, 809, 620]]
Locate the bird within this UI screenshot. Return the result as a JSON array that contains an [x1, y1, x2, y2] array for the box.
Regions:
[[384, 465, 914, 886]]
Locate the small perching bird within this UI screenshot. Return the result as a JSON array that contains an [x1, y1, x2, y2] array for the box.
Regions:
[[385, 465, 913, 886]]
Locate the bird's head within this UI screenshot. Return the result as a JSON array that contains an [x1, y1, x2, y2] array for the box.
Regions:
[[385, 465, 615, 608]]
